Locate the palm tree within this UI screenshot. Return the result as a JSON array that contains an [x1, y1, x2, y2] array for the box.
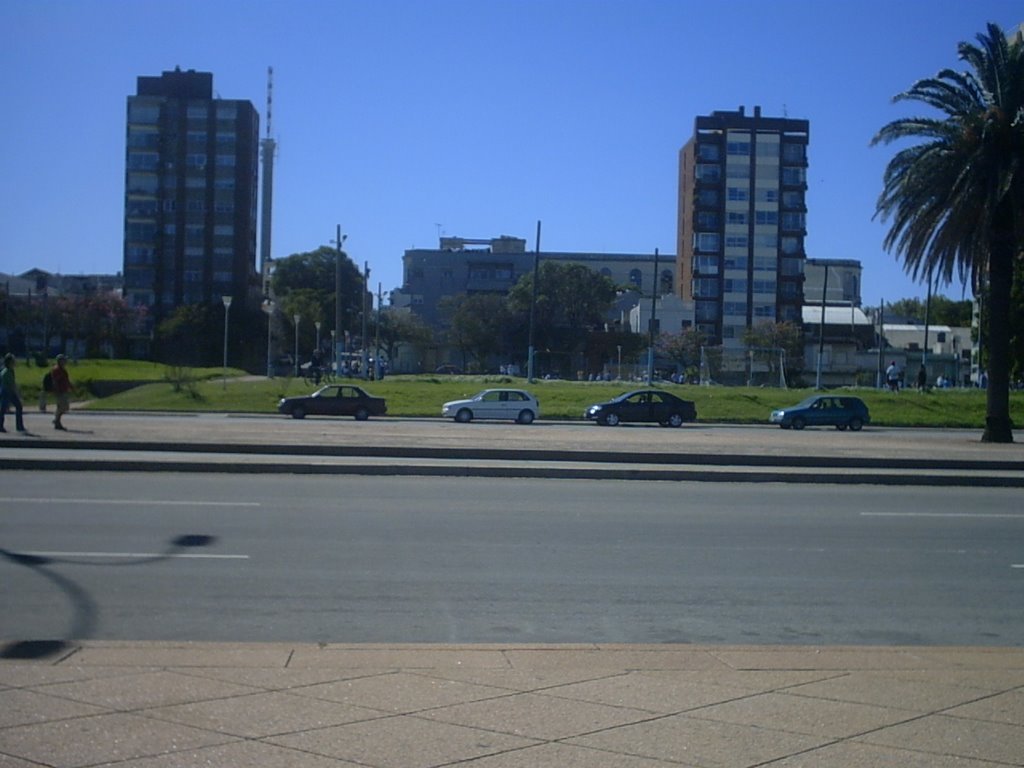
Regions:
[[872, 22, 1023, 443]]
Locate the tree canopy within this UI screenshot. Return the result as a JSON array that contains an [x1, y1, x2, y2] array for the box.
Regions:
[[873, 22, 1023, 442]]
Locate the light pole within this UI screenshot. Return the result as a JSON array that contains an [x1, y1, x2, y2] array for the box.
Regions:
[[262, 299, 274, 377], [293, 314, 300, 377], [315, 321, 321, 354], [221, 296, 233, 389]]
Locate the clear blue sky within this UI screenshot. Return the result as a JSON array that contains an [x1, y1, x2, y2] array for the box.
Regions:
[[2, 0, 1020, 308]]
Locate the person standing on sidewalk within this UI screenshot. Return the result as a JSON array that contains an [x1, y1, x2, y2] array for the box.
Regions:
[[0, 353, 27, 433], [50, 354, 72, 431]]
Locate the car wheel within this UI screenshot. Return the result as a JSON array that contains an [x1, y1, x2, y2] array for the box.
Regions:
[[791, 416, 806, 430], [517, 409, 535, 425], [455, 408, 473, 423], [354, 407, 369, 421], [291, 406, 306, 420], [849, 417, 864, 431], [603, 412, 620, 426], [667, 413, 684, 428]]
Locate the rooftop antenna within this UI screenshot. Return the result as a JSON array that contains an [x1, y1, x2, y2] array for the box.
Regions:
[[259, 66, 277, 276]]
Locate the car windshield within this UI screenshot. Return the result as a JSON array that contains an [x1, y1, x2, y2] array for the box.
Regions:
[[792, 396, 821, 409]]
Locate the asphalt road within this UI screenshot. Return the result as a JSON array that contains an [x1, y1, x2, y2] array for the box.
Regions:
[[2, 471, 1022, 647]]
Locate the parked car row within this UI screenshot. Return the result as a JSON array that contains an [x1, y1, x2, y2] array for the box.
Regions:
[[278, 386, 871, 432]]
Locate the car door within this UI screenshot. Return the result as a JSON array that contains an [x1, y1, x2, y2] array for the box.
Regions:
[[619, 392, 649, 422], [476, 391, 502, 419]]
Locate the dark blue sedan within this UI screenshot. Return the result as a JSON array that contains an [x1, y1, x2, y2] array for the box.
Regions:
[[770, 395, 870, 431]]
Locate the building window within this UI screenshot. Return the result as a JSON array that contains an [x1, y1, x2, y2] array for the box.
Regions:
[[695, 302, 717, 322], [693, 277, 719, 298], [723, 279, 747, 294], [697, 143, 720, 161], [753, 255, 776, 271], [781, 167, 806, 185], [782, 143, 805, 162], [780, 257, 803, 276], [757, 189, 779, 203], [727, 211, 747, 225], [216, 104, 237, 119], [696, 188, 719, 206], [186, 104, 208, 119], [726, 163, 750, 179], [726, 141, 750, 155], [629, 268, 642, 287], [782, 191, 803, 208], [695, 255, 718, 273], [215, 154, 236, 167], [755, 210, 778, 225], [696, 164, 721, 181], [727, 187, 749, 201], [186, 154, 207, 168], [723, 302, 746, 316], [697, 211, 720, 228], [752, 279, 777, 294], [724, 255, 748, 270], [781, 212, 805, 230], [695, 233, 720, 252]]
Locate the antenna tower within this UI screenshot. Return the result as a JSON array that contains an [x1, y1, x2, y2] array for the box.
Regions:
[[259, 66, 277, 276]]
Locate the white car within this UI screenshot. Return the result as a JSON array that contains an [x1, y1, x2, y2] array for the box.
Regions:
[[442, 389, 540, 424]]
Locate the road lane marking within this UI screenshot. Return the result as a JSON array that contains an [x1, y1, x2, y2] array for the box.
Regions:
[[3, 498, 260, 507], [22, 551, 249, 560], [861, 512, 1024, 519]]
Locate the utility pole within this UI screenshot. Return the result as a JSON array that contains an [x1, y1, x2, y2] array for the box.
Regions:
[[646, 248, 659, 385], [334, 226, 346, 376], [361, 262, 370, 379], [815, 264, 829, 389], [527, 220, 541, 382]]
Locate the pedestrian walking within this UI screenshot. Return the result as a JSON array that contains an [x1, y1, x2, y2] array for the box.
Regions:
[[885, 360, 900, 393], [0, 353, 27, 433], [50, 354, 72, 431]]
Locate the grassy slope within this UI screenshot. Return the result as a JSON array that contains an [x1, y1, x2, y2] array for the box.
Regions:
[[72, 365, 1024, 428]]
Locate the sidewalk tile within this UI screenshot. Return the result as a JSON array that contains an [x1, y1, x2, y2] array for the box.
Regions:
[[69, 740, 362, 767], [142, 689, 381, 738], [713, 648, 929, 671], [291, 671, 512, 713], [417, 691, 658, 741], [0, 688, 106, 728], [858, 714, 1024, 764], [766, 741, 1008, 767], [267, 715, 539, 767], [568, 713, 829, 767], [0, 712, 233, 767], [32, 669, 262, 710], [68, 644, 291, 668], [540, 671, 762, 713], [783, 671, 1003, 712], [288, 647, 509, 669], [505, 648, 727, 671], [942, 689, 1024, 726], [690, 691, 914, 738], [457, 741, 695, 767]]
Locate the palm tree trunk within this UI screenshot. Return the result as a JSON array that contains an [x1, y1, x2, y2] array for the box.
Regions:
[[981, 228, 1015, 443]]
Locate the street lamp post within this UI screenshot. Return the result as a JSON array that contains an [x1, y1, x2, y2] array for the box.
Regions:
[[221, 295, 233, 390], [262, 299, 274, 378], [315, 321, 321, 354], [293, 314, 300, 377]]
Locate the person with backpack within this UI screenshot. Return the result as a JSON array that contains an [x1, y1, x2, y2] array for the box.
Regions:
[[1, 353, 27, 433], [50, 354, 72, 431]]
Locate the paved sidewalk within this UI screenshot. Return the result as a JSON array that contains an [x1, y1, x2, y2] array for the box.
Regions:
[[3, 414, 1024, 765], [3, 411, 1024, 485], [3, 642, 1024, 767]]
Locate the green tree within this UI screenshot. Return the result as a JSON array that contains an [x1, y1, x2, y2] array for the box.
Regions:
[[441, 293, 510, 372], [743, 320, 804, 384], [872, 23, 1023, 442], [271, 246, 364, 343], [656, 326, 708, 371], [155, 304, 218, 365], [374, 307, 434, 369], [887, 296, 973, 326], [506, 262, 618, 372]]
